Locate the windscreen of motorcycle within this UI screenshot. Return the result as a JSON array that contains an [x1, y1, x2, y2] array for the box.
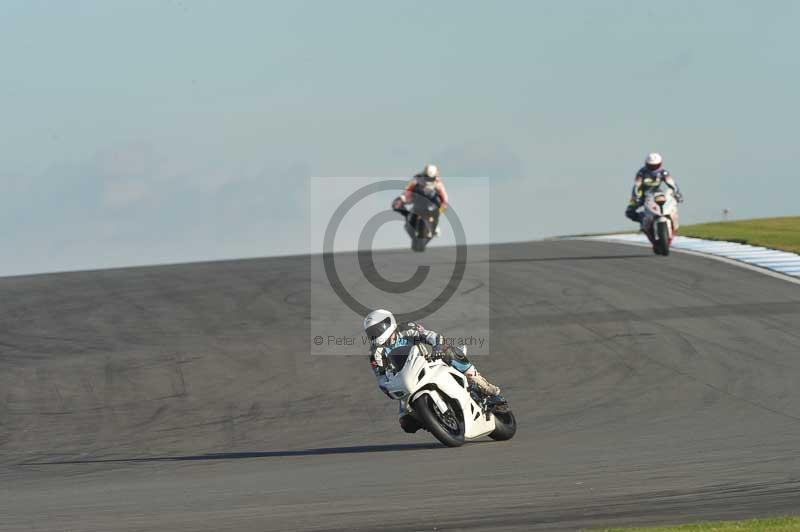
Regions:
[[386, 345, 414, 371]]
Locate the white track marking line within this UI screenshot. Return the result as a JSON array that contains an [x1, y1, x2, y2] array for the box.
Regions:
[[575, 234, 800, 287]]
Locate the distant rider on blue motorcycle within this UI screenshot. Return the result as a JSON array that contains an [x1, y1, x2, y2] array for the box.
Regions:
[[625, 152, 684, 224]]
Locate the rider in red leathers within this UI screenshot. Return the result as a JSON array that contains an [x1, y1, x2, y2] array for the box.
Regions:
[[392, 164, 448, 235]]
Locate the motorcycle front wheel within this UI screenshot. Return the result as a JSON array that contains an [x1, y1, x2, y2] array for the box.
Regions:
[[412, 395, 465, 447], [656, 222, 670, 256]]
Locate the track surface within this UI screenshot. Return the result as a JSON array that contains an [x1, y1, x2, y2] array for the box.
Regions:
[[2, 240, 800, 531]]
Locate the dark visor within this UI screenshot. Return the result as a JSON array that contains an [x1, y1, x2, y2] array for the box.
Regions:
[[365, 317, 391, 340]]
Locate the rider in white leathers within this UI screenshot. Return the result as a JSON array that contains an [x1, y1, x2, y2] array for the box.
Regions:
[[363, 309, 500, 433]]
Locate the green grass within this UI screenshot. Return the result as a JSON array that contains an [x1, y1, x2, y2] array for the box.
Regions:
[[680, 217, 800, 254], [594, 516, 800, 532]]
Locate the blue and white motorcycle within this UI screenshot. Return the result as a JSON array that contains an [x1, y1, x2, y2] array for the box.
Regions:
[[379, 344, 516, 447]]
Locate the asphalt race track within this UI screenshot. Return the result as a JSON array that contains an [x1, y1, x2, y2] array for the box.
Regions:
[[2, 239, 800, 531]]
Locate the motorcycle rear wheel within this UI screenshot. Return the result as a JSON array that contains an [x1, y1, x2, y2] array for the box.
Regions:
[[489, 410, 517, 441], [412, 395, 465, 447]]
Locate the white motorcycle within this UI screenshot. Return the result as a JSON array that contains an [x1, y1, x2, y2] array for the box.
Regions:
[[380, 344, 516, 447], [640, 182, 680, 256]]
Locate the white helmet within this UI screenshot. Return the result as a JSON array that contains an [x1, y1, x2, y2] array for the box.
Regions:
[[645, 152, 663, 170], [363, 309, 397, 346], [423, 164, 439, 180]]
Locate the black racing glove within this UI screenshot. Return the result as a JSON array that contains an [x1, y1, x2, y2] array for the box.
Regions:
[[429, 345, 452, 364]]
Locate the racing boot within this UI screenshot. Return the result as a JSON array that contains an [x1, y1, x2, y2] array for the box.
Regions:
[[467, 371, 500, 397], [398, 403, 421, 433], [468, 372, 508, 412], [399, 414, 421, 433], [392, 196, 410, 218]]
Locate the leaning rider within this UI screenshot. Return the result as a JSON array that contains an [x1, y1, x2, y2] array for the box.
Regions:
[[391, 164, 449, 235], [363, 309, 501, 433]]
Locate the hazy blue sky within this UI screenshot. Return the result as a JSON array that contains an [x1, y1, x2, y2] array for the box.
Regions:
[[2, 1, 799, 276]]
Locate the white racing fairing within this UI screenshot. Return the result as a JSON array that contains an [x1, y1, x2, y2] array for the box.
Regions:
[[641, 182, 680, 256], [380, 344, 515, 446]]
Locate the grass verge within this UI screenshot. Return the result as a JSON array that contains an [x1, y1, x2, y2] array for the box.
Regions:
[[594, 516, 800, 531], [680, 217, 800, 254]]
